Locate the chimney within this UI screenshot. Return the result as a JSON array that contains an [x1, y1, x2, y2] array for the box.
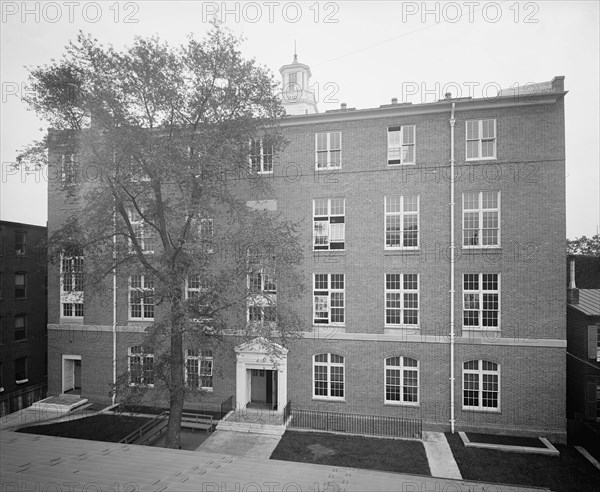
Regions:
[[391, 98, 398, 105], [444, 92, 452, 100], [567, 259, 579, 304], [341, 103, 347, 111]]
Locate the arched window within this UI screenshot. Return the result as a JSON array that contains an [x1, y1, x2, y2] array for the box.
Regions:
[[313, 353, 344, 400], [385, 356, 419, 405], [463, 360, 500, 411]]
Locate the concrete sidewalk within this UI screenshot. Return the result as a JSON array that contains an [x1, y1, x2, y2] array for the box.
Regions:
[[197, 429, 282, 458], [423, 431, 463, 479]]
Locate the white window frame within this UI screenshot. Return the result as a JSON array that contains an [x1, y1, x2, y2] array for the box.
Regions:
[[387, 125, 416, 165], [384, 195, 419, 250], [185, 349, 213, 391], [15, 231, 26, 256], [313, 273, 345, 326], [129, 275, 154, 321], [463, 273, 500, 330], [385, 274, 419, 328], [247, 268, 277, 324], [198, 218, 214, 253], [60, 255, 84, 319], [313, 353, 345, 400], [249, 139, 274, 174], [466, 119, 496, 160], [129, 211, 157, 254], [15, 272, 26, 298], [60, 153, 77, 185], [128, 346, 154, 387], [313, 198, 345, 251], [462, 360, 500, 412], [384, 356, 419, 406], [462, 191, 500, 248], [14, 314, 27, 341], [315, 132, 342, 170]]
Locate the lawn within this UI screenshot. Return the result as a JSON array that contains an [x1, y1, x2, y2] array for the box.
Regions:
[[270, 430, 431, 476], [16, 414, 152, 443], [446, 433, 600, 492]]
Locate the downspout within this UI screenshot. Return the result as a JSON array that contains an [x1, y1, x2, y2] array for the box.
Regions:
[[449, 102, 456, 434], [112, 204, 117, 405]]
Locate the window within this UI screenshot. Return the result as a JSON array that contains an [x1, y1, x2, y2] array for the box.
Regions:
[[15, 357, 28, 383], [128, 346, 154, 386], [15, 231, 26, 256], [597, 326, 600, 362], [313, 353, 344, 399], [463, 191, 500, 247], [313, 198, 345, 250], [466, 119, 496, 160], [129, 211, 157, 253], [385, 274, 419, 326], [385, 357, 419, 405], [249, 139, 274, 174], [15, 273, 26, 298], [385, 195, 419, 249], [186, 275, 204, 300], [315, 132, 341, 170], [313, 274, 345, 325], [463, 360, 500, 411], [387, 125, 415, 165], [14, 315, 26, 341], [247, 268, 277, 324], [463, 274, 500, 329], [129, 275, 154, 320], [185, 349, 213, 390], [61, 255, 84, 318], [199, 218, 214, 253], [61, 153, 77, 185]]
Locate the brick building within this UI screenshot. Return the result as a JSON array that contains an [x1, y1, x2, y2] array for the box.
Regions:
[[0, 221, 48, 415], [46, 57, 568, 440]]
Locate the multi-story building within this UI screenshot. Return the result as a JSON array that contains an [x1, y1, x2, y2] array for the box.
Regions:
[[46, 57, 568, 441], [0, 221, 48, 415]]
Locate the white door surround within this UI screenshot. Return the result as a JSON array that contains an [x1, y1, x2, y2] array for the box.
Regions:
[[234, 338, 288, 412], [62, 354, 82, 393]]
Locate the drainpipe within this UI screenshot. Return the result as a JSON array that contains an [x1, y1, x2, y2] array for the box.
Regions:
[[449, 102, 456, 433], [112, 204, 117, 405]]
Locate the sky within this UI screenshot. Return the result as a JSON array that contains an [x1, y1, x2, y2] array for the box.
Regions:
[[1, 0, 598, 238]]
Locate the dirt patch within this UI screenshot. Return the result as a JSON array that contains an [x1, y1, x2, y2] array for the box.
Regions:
[[307, 443, 336, 460]]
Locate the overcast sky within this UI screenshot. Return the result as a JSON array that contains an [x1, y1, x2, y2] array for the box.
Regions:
[[1, 0, 598, 238]]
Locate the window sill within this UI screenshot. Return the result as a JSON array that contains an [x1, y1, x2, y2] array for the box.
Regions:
[[0, 387, 4, 393], [313, 250, 347, 255], [16, 379, 29, 385], [462, 327, 501, 332], [462, 407, 501, 413], [461, 246, 501, 250], [314, 166, 342, 171], [384, 402, 419, 408], [312, 397, 346, 403], [387, 163, 416, 167], [383, 249, 420, 255], [385, 325, 420, 331], [465, 157, 497, 162], [14, 338, 27, 343]]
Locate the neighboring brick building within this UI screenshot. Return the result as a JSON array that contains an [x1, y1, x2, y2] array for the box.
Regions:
[[46, 57, 568, 440], [0, 221, 48, 415]]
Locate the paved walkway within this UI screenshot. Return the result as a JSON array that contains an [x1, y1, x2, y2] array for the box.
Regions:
[[197, 429, 282, 458], [1, 430, 548, 492], [423, 430, 463, 479]]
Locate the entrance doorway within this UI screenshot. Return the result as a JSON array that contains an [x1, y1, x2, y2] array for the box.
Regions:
[[62, 355, 82, 394], [249, 369, 278, 410]]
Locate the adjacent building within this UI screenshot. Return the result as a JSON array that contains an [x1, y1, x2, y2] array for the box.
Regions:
[[46, 57, 568, 440], [0, 221, 48, 415]]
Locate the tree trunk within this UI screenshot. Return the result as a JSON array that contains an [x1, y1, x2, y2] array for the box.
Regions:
[[165, 309, 185, 449]]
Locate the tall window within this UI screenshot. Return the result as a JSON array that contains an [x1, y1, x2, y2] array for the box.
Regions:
[[60, 153, 77, 185], [385, 195, 419, 249], [129, 211, 157, 253], [463, 360, 500, 411], [249, 139, 274, 174], [315, 132, 341, 170], [313, 274, 345, 325], [15, 231, 26, 256], [313, 198, 345, 250], [129, 275, 154, 320], [387, 125, 416, 165], [466, 119, 496, 160], [463, 274, 500, 329], [385, 356, 419, 405], [247, 268, 277, 323], [61, 255, 84, 318], [15, 357, 28, 383], [463, 191, 500, 247], [128, 346, 154, 386], [15, 273, 26, 298], [14, 315, 26, 341], [198, 218, 214, 253], [186, 275, 204, 300], [185, 349, 213, 390], [313, 353, 344, 399], [385, 274, 419, 327]]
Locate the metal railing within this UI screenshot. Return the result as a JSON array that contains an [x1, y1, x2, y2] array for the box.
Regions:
[[220, 395, 234, 420], [119, 411, 168, 445], [290, 408, 422, 439], [282, 400, 292, 424]]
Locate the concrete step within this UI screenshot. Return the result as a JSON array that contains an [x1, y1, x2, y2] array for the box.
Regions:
[[216, 420, 285, 436]]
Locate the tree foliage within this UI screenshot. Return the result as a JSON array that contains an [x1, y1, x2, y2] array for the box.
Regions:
[[23, 23, 304, 448], [567, 234, 600, 255]]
